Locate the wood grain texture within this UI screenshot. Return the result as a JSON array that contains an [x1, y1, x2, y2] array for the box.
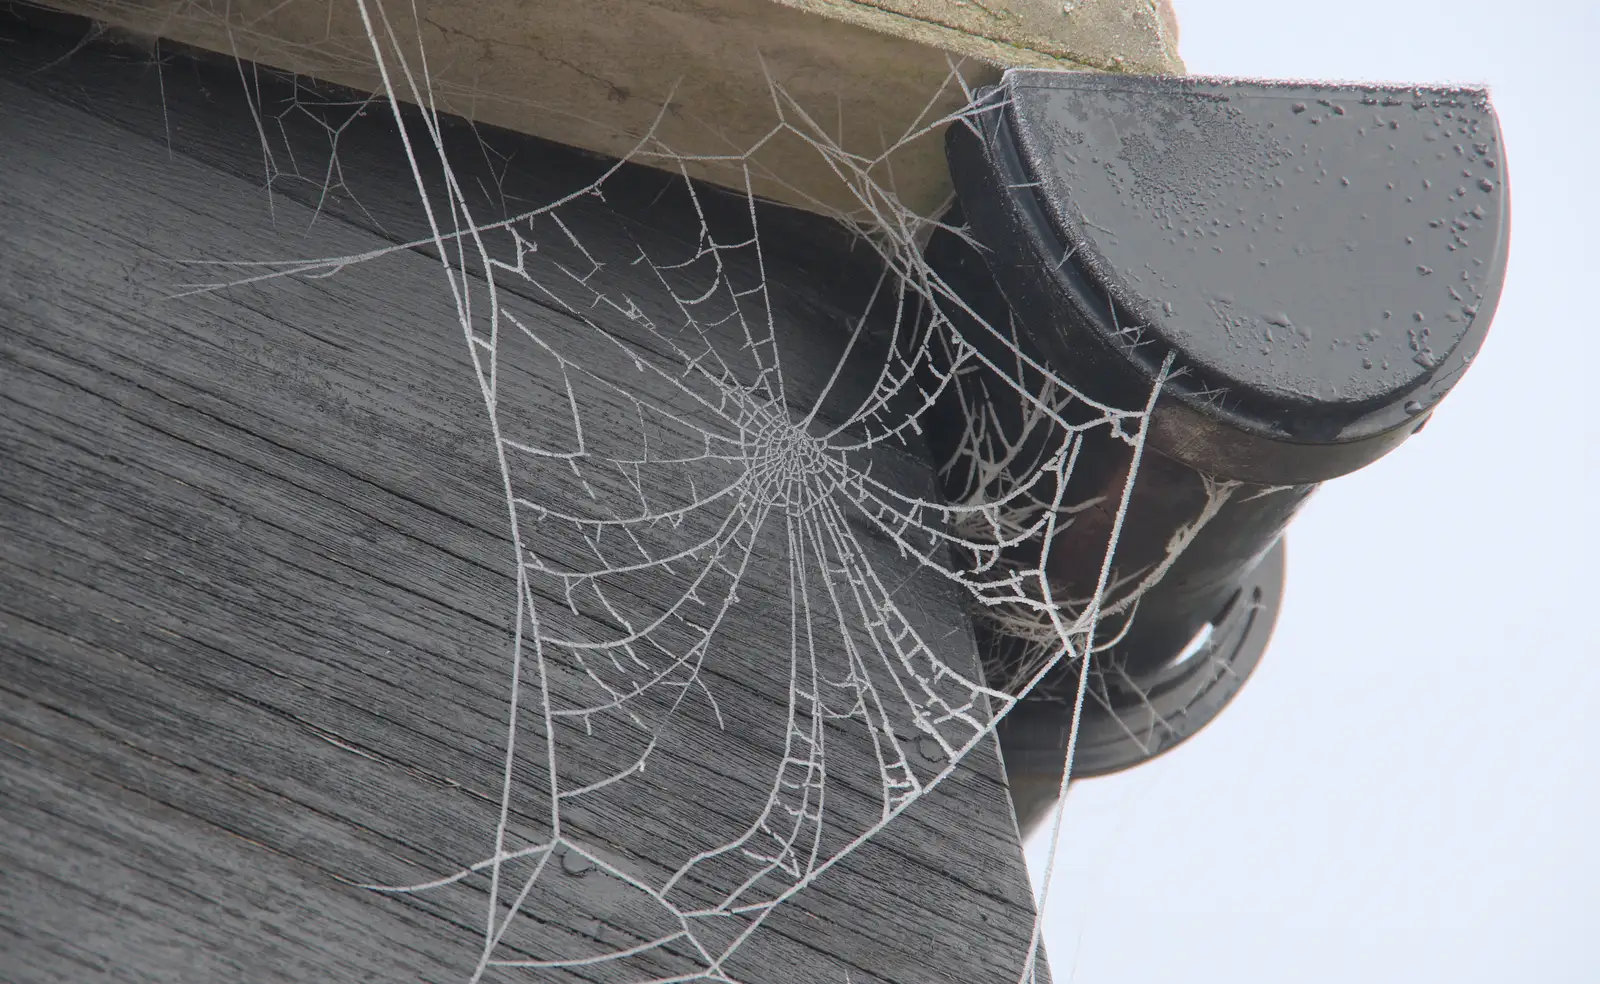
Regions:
[[21, 0, 1180, 219], [0, 22, 1047, 984]]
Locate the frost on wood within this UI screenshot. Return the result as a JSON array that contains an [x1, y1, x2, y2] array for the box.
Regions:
[[15, 4, 1224, 982]]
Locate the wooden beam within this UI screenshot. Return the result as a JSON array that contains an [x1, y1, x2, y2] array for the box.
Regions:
[[21, 0, 1182, 217], [1, 21, 1049, 983]]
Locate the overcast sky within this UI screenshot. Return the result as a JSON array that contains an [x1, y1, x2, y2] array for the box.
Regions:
[[1027, 2, 1598, 981]]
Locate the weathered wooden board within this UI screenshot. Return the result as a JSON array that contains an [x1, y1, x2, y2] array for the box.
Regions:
[[0, 21, 1047, 984], [22, 0, 1181, 217]]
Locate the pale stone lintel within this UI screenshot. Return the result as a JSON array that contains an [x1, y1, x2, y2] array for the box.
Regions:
[[34, 0, 1183, 218]]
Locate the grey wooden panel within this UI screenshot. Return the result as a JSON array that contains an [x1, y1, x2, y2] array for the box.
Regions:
[[0, 19, 1046, 984]]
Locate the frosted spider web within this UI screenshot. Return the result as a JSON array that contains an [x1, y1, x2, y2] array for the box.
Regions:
[[74, 3, 1240, 980]]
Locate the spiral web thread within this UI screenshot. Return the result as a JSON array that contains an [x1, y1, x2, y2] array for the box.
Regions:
[[135, 2, 1238, 980]]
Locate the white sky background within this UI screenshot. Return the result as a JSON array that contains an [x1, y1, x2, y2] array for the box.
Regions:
[[1026, 1, 1598, 981]]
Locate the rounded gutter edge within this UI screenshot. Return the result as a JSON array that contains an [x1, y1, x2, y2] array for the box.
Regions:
[[999, 538, 1287, 838], [947, 77, 1510, 486]]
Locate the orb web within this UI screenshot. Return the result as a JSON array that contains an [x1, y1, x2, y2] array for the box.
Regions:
[[74, 2, 1238, 980]]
